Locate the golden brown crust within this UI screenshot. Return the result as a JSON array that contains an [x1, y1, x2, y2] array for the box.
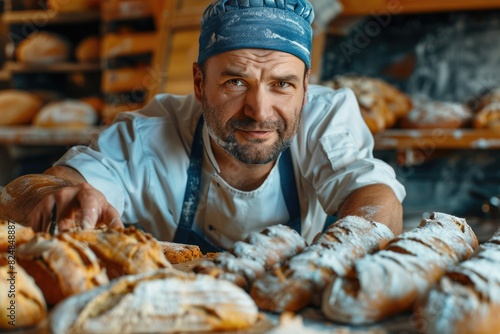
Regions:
[[66, 227, 172, 280], [324, 75, 412, 133], [16, 233, 109, 306], [157, 241, 203, 264], [0, 90, 43, 126], [0, 220, 35, 252], [16, 31, 71, 64], [0, 254, 47, 329]]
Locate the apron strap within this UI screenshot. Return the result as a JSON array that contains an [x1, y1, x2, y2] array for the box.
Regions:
[[278, 147, 302, 234], [173, 116, 205, 245]]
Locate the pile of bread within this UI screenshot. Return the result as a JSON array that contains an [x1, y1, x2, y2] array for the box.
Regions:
[[323, 75, 500, 133], [2, 212, 500, 333]]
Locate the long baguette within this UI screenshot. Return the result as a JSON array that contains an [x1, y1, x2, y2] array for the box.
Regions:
[[321, 212, 478, 324], [249, 216, 394, 312], [414, 228, 500, 334], [194, 224, 306, 291]]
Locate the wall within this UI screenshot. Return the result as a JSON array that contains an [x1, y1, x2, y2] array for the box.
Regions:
[[321, 8, 500, 223]]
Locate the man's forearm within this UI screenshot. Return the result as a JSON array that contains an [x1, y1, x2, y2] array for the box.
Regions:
[[338, 184, 403, 235]]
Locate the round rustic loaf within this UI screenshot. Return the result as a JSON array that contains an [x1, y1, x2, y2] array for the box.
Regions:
[[33, 99, 99, 128], [0, 254, 47, 329], [16, 31, 71, 64], [75, 36, 100, 63], [0, 90, 43, 125]]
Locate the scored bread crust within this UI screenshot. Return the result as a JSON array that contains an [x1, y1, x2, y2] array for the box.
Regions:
[[68, 268, 260, 334], [321, 212, 479, 325], [250, 216, 395, 313], [0, 254, 47, 329], [414, 229, 500, 334], [0, 220, 35, 252], [65, 227, 171, 279], [194, 224, 307, 291], [16, 233, 109, 306]]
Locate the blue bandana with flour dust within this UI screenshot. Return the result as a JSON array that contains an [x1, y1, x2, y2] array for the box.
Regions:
[[198, 0, 315, 68]]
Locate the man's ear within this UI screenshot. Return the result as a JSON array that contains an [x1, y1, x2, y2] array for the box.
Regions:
[[193, 62, 203, 102]]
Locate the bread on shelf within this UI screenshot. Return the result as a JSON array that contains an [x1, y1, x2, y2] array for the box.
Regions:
[[0, 90, 43, 126], [16, 31, 71, 64]]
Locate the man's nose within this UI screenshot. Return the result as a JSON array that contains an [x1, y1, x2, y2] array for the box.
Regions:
[[244, 87, 274, 122]]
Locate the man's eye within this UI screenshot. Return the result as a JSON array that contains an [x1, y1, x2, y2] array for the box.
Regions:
[[228, 79, 243, 86], [276, 82, 290, 88]]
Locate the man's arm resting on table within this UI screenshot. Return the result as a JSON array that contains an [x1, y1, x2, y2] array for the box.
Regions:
[[337, 184, 403, 235]]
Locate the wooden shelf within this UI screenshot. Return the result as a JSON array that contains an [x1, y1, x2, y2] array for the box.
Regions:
[[0, 126, 104, 146], [374, 129, 500, 150], [1, 10, 100, 25], [338, 0, 500, 16], [4, 61, 101, 73]]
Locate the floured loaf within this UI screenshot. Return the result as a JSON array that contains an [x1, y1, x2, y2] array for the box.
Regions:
[[321, 212, 478, 324], [194, 224, 306, 290], [414, 228, 500, 334], [250, 216, 394, 312], [68, 268, 260, 333]]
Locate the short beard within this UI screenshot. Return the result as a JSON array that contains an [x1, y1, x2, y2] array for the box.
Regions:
[[202, 96, 302, 165]]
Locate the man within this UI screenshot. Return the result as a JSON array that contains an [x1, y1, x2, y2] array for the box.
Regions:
[[0, 0, 405, 252]]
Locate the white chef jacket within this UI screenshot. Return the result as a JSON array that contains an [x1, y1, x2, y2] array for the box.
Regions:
[[56, 84, 405, 249]]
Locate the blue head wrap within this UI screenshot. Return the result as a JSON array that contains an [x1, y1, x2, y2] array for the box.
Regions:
[[198, 0, 315, 68]]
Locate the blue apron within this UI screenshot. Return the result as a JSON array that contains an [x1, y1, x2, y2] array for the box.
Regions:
[[173, 116, 302, 253]]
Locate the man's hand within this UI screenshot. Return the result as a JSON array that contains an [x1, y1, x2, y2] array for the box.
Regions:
[[29, 182, 123, 233], [0, 166, 123, 233]]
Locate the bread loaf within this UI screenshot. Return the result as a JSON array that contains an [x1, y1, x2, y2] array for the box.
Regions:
[[33, 99, 99, 128], [414, 229, 500, 334], [0, 89, 43, 125], [65, 268, 260, 334], [16, 233, 109, 306], [324, 75, 412, 133], [157, 240, 203, 264], [250, 216, 394, 313], [194, 224, 306, 290], [400, 96, 472, 129], [0, 220, 35, 252], [321, 212, 478, 324], [66, 227, 172, 280], [16, 31, 71, 64], [0, 254, 47, 329], [75, 36, 100, 63]]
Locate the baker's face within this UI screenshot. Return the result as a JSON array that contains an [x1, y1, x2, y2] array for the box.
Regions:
[[193, 49, 309, 165]]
